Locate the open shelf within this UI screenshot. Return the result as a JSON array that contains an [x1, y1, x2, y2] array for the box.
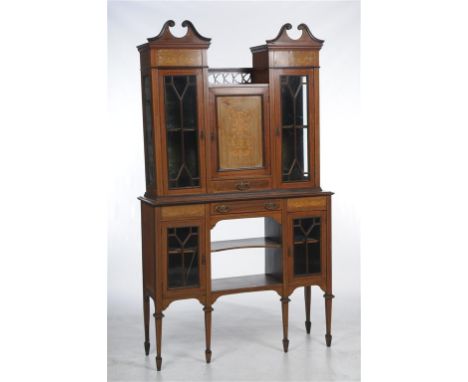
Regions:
[[211, 274, 282, 294], [211, 237, 281, 253]]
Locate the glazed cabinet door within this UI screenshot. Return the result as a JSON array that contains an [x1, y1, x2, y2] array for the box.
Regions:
[[159, 69, 207, 195], [287, 210, 326, 285], [161, 220, 206, 297], [273, 69, 319, 189]]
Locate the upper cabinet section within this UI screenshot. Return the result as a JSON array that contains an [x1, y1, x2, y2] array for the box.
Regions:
[[138, 21, 210, 197], [138, 21, 324, 199], [250, 23, 323, 190]]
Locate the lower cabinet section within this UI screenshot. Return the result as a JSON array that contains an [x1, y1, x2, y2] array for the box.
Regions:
[[140, 193, 332, 370], [152, 197, 329, 302]]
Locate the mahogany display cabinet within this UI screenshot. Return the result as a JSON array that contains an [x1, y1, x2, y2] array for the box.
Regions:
[[137, 20, 334, 371]]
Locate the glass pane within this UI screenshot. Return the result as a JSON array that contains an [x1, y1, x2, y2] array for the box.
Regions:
[[167, 226, 200, 288], [164, 75, 200, 189], [280, 75, 310, 182], [292, 217, 321, 275], [143, 76, 155, 186]]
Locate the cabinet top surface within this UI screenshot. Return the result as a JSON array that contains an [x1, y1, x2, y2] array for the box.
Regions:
[[139, 188, 333, 207]]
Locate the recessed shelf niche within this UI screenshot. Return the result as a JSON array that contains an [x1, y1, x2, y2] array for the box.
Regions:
[[210, 217, 283, 286]]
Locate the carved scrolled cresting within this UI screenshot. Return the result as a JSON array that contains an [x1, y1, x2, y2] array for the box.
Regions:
[[148, 19, 176, 41], [147, 20, 211, 46], [265, 22, 324, 48], [297, 23, 324, 44], [181, 20, 211, 42], [266, 23, 293, 43]]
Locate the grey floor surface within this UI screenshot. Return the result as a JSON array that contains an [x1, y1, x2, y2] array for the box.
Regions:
[[108, 289, 360, 381]]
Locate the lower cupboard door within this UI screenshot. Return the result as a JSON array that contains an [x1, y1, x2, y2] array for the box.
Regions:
[[288, 211, 326, 283], [162, 220, 206, 296]]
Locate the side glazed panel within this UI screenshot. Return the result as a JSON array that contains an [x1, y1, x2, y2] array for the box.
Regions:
[[142, 75, 156, 188], [280, 75, 310, 182]]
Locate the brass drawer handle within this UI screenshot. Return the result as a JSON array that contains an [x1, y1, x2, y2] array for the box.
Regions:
[[236, 181, 250, 191], [215, 205, 231, 213], [264, 202, 279, 210]]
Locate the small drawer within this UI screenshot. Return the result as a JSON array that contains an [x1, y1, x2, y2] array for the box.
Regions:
[[211, 178, 271, 193], [287, 196, 327, 211], [160, 204, 205, 221], [211, 199, 281, 215]]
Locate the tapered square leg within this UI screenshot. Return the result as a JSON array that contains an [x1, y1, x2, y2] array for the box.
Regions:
[[143, 294, 150, 355], [154, 311, 164, 370], [323, 292, 334, 347], [203, 306, 213, 363], [280, 297, 290, 352], [304, 286, 311, 334]]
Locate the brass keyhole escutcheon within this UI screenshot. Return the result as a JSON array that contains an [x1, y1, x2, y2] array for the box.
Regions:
[[264, 202, 279, 210], [215, 205, 231, 213]]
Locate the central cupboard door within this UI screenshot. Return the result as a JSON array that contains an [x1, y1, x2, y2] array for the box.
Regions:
[[208, 85, 272, 192]]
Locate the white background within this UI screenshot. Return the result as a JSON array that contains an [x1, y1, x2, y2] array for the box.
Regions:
[[107, 2, 360, 380], [1, 0, 468, 382], [108, 0, 360, 313], [108, 2, 360, 380], [108, 2, 359, 309]]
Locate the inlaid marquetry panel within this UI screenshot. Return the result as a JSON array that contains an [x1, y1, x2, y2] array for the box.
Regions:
[[287, 196, 327, 211], [216, 96, 263, 170], [161, 204, 205, 220], [155, 49, 202, 66], [272, 50, 318, 67]]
